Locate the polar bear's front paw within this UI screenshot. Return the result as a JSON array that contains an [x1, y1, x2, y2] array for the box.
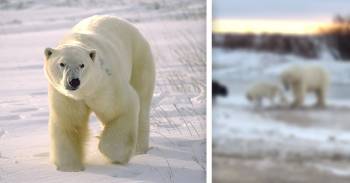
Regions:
[[99, 141, 133, 164], [56, 163, 84, 172]]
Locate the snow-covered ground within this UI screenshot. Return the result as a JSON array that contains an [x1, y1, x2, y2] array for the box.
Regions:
[[213, 48, 350, 182], [0, 1, 206, 182]]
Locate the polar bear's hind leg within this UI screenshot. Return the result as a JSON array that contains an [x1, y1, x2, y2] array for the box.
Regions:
[[315, 88, 326, 107], [131, 42, 155, 154]]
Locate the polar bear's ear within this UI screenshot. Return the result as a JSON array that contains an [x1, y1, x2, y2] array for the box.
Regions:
[[89, 49, 96, 62], [44, 47, 55, 59]]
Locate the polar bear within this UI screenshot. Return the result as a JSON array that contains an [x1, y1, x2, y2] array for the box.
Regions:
[[280, 65, 329, 108], [246, 82, 287, 107], [44, 15, 155, 171]]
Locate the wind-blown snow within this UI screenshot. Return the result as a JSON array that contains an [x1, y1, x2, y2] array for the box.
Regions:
[[214, 107, 350, 160], [0, 0, 206, 182]]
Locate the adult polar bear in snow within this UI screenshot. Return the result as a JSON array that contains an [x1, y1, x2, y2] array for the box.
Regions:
[[44, 15, 155, 171], [280, 65, 329, 108]]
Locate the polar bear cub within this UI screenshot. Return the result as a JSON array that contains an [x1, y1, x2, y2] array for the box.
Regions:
[[44, 15, 155, 171], [280, 65, 329, 108], [246, 82, 287, 107]]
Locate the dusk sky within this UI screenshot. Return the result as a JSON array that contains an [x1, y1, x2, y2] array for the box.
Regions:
[[214, 0, 350, 21], [213, 0, 350, 34]]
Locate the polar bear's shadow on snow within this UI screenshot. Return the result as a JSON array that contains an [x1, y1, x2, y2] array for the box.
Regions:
[[85, 163, 201, 181], [84, 137, 204, 180]]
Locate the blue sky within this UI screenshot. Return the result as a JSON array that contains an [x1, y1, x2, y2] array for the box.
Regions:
[[214, 0, 350, 21]]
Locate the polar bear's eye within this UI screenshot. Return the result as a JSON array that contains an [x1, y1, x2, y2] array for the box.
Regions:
[[80, 64, 84, 68], [59, 63, 65, 67]]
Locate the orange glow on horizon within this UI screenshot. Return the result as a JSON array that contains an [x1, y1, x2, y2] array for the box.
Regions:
[[213, 19, 333, 35]]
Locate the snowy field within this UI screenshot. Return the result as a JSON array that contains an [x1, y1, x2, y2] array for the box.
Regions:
[[0, 1, 206, 182], [213, 48, 350, 182]]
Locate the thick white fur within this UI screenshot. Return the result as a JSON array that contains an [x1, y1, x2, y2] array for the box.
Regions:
[[246, 82, 287, 106], [44, 15, 155, 171], [280, 65, 329, 108]]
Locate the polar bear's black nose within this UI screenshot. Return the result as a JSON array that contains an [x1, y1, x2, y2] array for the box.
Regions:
[[69, 78, 80, 89]]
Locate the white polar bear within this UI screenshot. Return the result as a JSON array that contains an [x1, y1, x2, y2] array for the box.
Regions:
[[246, 82, 287, 107], [44, 15, 155, 171], [280, 65, 329, 108]]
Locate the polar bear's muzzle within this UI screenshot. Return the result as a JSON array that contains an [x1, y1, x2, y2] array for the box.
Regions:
[[66, 78, 80, 90], [64, 68, 81, 91]]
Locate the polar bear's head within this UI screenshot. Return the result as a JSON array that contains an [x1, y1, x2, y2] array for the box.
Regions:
[[44, 45, 99, 99]]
